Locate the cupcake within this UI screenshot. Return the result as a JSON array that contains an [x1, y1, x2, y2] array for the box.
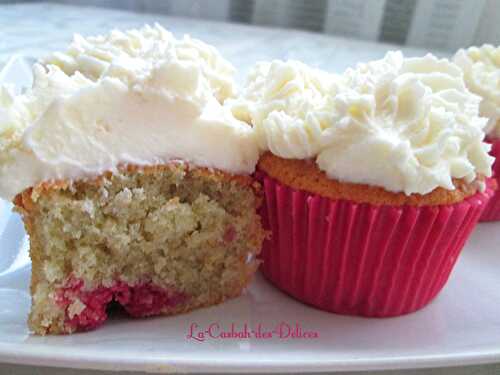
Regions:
[[229, 53, 494, 317], [0, 25, 265, 334], [454, 45, 500, 221]]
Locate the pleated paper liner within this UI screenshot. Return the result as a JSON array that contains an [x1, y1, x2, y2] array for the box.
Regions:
[[256, 171, 492, 317], [480, 138, 500, 222]]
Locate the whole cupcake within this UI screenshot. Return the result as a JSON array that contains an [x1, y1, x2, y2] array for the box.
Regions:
[[454, 45, 500, 221], [229, 53, 494, 317]]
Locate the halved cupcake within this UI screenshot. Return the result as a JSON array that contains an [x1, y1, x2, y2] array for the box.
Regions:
[[454, 45, 500, 221], [0, 25, 265, 334], [229, 53, 494, 317]]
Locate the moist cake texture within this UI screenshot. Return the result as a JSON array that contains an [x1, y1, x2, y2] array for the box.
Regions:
[[15, 164, 264, 334]]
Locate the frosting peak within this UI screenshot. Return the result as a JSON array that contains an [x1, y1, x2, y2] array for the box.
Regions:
[[453, 44, 500, 138], [44, 24, 235, 103], [228, 60, 343, 159], [325, 52, 492, 195]]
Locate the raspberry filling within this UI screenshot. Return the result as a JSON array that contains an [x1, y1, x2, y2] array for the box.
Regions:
[[55, 277, 187, 332], [223, 225, 236, 243]]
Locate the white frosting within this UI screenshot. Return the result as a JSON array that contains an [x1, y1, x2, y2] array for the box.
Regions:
[[0, 25, 258, 201], [453, 45, 500, 138], [231, 53, 493, 195], [44, 24, 235, 103], [228, 60, 343, 159]]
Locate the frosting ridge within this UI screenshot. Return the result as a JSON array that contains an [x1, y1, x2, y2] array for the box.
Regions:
[[228, 60, 343, 159], [453, 44, 500, 138]]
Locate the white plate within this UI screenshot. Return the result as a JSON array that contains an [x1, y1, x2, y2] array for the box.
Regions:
[[0, 201, 500, 373], [1, 56, 500, 374]]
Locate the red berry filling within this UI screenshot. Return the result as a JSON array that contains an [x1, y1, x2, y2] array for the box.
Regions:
[[55, 277, 187, 332]]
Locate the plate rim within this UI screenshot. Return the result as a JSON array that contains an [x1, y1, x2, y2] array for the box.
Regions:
[[1, 340, 500, 373]]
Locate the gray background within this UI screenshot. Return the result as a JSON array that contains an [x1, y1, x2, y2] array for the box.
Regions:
[[1, 0, 499, 51]]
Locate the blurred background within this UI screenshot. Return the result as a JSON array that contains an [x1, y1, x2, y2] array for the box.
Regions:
[[1, 0, 499, 82], [1, 0, 499, 52]]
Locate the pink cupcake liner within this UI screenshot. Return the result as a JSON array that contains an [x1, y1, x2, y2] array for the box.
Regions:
[[480, 138, 500, 222], [256, 171, 492, 317]]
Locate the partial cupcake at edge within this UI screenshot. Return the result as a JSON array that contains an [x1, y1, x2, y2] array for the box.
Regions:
[[454, 45, 500, 221], [228, 52, 495, 317], [0, 25, 265, 334]]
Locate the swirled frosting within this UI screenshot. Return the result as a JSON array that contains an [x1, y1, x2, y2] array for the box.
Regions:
[[231, 52, 493, 195], [0, 25, 258, 201], [228, 60, 343, 159], [453, 45, 500, 138]]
